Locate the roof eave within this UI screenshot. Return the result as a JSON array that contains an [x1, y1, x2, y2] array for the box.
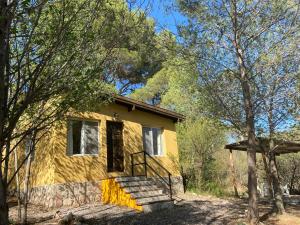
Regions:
[[113, 96, 185, 122]]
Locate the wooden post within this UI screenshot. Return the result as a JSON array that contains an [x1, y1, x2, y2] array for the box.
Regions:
[[229, 149, 239, 198], [269, 139, 285, 214]]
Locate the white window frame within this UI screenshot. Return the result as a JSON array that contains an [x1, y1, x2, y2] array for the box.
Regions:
[[67, 119, 99, 156], [142, 126, 163, 156]]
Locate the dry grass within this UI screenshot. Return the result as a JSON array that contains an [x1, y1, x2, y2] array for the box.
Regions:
[[266, 213, 300, 225], [232, 213, 300, 225]]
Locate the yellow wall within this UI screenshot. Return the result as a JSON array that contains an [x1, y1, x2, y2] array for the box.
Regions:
[[30, 133, 56, 186], [9, 132, 56, 189], [29, 103, 180, 187]]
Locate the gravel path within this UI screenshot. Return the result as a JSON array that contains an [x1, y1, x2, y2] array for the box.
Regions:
[[85, 194, 247, 225]]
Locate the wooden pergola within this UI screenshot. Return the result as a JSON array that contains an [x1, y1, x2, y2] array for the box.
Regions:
[[224, 138, 300, 204], [225, 138, 300, 155]]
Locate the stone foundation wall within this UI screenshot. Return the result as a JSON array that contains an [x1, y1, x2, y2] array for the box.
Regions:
[[29, 181, 101, 208], [24, 176, 183, 208], [150, 176, 184, 195]]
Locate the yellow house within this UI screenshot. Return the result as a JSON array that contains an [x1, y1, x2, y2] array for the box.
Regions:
[[23, 96, 184, 211]]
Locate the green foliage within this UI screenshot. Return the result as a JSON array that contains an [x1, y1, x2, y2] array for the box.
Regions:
[[275, 125, 300, 194], [277, 153, 300, 194], [177, 0, 300, 135], [131, 33, 233, 196], [100, 6, 167, 93], [131, 51, 206, 118], [176, 118, 227, 195], [202, 181, 226, 197], [5, 0, 169, 142]]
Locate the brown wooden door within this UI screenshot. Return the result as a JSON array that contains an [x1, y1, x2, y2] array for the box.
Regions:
[[107, 121, 124, 172]]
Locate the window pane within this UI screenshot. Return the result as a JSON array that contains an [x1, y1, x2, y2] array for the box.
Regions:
[[72, 121, 82, 154], [84, 121, 99, 154], [67, 122, 73, 155], [142, 127, 153, 155]]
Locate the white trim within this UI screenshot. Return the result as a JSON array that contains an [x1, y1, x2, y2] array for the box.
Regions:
[[157, 128, 162, 155], [70, 154, 98, 157], [80, 121, 86, 154]]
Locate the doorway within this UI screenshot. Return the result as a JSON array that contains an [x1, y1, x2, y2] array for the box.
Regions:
[[106, 121, 124, 172]]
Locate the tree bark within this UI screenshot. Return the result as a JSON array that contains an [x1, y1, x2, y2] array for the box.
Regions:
[[22, 155, 32, 225], [235, 29, 259, 225], [230, 1, 259, 223], [0, 180, 8, 225], [237, 40, 259, 225], [261, 152, 274, 198], [247, 136, 259, 225], [14, 148, 22, 222], [269, 140, 285, 214], [0, 1, 11, 223]]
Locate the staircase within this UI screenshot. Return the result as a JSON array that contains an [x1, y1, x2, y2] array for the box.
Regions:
[[115, 176, 174, 212]]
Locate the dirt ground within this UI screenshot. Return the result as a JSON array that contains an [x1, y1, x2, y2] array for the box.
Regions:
[[9, 193, 300, 225]]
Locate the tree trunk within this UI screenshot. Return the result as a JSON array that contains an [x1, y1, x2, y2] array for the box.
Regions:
[[22, 156, 32, 225], [230, 0, 259, 222], [269, 147, 285, 214], [0, 180, 8, 225], [237, 43, 259, 225], [14, 148, 22, 222], [229, 149, 239, 197], [247, 134, 259, 225], [0, 2, 11, 223], [261, 152, 274, 198]]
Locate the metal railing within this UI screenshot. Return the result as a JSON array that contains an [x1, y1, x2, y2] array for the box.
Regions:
[[130, 151, 172, 200]]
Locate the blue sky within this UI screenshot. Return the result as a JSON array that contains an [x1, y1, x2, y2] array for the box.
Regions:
[[136, 0, 187, 35]]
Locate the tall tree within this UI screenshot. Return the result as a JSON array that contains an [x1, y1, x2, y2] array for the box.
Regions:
[[0, 0, 154, 224], [177, 0, 300, 223], [131, 31, 204, 116], [103, 11, 168, 94]]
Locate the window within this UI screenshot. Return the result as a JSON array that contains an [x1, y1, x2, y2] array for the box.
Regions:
[[142, 127, 163, 156], [67, 120, 99, 155]]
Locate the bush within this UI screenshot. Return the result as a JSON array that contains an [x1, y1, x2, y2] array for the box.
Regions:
[[176, 118, 229, 196]]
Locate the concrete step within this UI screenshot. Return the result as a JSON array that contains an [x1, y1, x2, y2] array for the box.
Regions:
[[123, 185, 161, 193], [142, 200, 174, 213], [115, 176, 147, 182], [118, 180, 154, 187], [136, 195, 171, 205], [131, 191, 164, 199], [113, 176, 174, 213]]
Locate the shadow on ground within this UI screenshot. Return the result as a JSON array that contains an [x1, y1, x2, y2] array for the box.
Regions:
[[9, 195, 300, 225], [85, 198, 248, 225]]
